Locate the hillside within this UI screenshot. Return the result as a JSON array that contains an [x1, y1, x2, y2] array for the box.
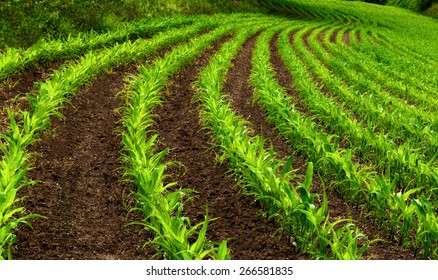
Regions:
[[0, 0, 266, 49], [0, 0, 437, 260]]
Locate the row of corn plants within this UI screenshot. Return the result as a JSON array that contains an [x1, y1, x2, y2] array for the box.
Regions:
[[372, 30, 438, 69], [262, 0, 438, 75], [0, 20, 218, 260], [337, 25, 437, 104], [290, 25, 438, 195], [1, 1, 434, 260], [315, 23, 437, 116], [301, 23, 437, 150], [319, 27, 438, 164], [195, 25, 371, 260], [0, 12, 298, 260], [251, 26, 437, 258], [0, 13, 274, 81], [118, 25, 243, 260], [283, 23, 438, 244]]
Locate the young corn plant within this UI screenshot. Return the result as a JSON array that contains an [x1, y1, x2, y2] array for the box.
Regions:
[[303, 26, 438, 170], [0, 127, 42, 259], [412, 197, 438, 258]]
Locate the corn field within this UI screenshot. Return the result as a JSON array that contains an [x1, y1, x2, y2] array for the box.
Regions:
[[0, 0, 436, 260]]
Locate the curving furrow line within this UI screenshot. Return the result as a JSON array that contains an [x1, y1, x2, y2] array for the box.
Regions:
[[1, 5, 436, 260], [368, 32, 438, 87]]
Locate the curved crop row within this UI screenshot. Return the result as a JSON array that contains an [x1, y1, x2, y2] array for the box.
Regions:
[[0, 13, 276, 82], [310, 25, 438, 125], [116, 14, 297, 260], [325, 29, 438, 110], [0, 12, 302, 260]]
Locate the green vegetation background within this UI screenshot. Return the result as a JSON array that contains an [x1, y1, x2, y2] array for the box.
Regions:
[[0, 0, 437, 49], [0, 0, 266, 49], [357, 0, 434, 12]]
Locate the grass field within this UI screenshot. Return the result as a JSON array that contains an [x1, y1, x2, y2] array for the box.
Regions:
[[0, 0, 437, 260]]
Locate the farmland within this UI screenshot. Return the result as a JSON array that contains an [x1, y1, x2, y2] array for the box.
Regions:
[[0, 0, 437, 260]]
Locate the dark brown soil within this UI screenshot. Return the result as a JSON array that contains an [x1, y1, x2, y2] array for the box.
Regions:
[[317, 29, 332, 54], [219, 30, 416, 260], [224, 34, 292, 158], [330, 28, 339, 44], [0, 62, 59, 105], [303, 29, 314, 52], [13, 65, 156, 260], [221, 33, 315, 257], [270, 32, 418, 260], [152, 34, 301, 260], [218, 32, 416, 260], [343, 30, 351, 45], [355, 30, 361, 43], [279, 33, 310, 116]]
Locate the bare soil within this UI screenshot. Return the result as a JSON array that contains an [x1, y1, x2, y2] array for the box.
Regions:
[[343, 30, 351, 45]]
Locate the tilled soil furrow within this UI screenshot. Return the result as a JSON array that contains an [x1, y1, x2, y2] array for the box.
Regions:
[[152, 34, 300, 260], [270, 32, 417, 260], [224, 34, 294, 160], [13, 65, 155, 260], [0, 62, 60, 105], [343, 30, 351, 45], [286, 31, 349, 149], [356, 30, 361, 43], [221, 33, 307, 259], [330, 28, 339, 44], [317, 29, 332, 54]]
